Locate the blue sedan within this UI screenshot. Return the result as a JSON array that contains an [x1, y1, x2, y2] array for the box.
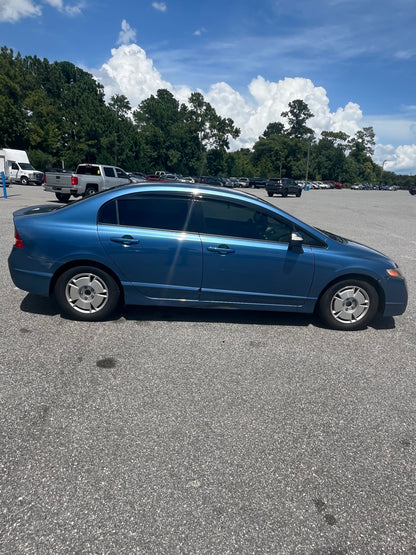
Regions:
[[8, 183, 407, 330]]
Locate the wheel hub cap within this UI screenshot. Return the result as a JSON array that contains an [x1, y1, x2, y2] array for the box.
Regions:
[[331, 286, 370, 323], [65, 273, 108, 314]]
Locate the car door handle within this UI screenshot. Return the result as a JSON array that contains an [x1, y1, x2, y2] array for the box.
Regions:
[[110, 235, 140, 245], [207, 244, 235, 255]]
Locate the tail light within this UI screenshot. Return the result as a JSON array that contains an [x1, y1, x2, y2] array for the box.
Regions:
[[71, 176, 78, 186], [14, 228, 24, 248]]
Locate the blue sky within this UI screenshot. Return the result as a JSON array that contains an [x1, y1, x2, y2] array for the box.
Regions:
[[1, 0, 416, 174]]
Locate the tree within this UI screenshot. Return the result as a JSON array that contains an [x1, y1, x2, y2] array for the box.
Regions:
[[187, 92, 240, 173], [261, 121, 286, 139], [281, 99, 315, 139]]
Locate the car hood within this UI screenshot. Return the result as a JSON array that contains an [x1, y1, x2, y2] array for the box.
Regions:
[[333, 235, 396, 266]]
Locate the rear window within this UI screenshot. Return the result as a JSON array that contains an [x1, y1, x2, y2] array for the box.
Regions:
[[76, 165, 101, 176]]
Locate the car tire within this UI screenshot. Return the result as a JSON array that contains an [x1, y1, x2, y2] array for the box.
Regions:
[[319, 279, 379, 330], [267, 192, 273, 197], [84, 185, 97, 197], [55, 193, 71, 202], [20, 176, 29, 185], [296, 190, 302, 197], [54, 266, 120, 321], [282, 189, 288, 197]]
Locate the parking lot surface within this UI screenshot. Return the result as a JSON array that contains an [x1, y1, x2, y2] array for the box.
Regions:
[[1, 184, 415, 553]]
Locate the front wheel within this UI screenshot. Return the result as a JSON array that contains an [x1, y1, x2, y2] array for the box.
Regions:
[[296, 190, 302, 197], [20, 176, 29, 185], [318, 279, 379, 330], [282, 189, 288, 197], [54, 266, 120, 321], [267, 191, 273, 197]]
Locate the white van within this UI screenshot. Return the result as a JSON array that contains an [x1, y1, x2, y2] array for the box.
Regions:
[[0, 149, 44, 185]]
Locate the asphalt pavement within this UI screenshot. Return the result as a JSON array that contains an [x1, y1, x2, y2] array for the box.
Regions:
[[1, 184, 415, 554]]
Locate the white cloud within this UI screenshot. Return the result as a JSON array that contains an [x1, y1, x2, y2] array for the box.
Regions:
[[374, 144, 416, 174], [118, 19, 137, 45], [205, 77, 363, 149], [152, 2, 166, 12], [0, 0, 82, 21], [93, 43, 172, 108], [91, 37, 416, 175], [0, 0, 41, 22]]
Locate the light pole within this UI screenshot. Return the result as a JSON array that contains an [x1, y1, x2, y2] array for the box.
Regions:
[[305, 141, 311, 182], [381, 159, 389, 185]]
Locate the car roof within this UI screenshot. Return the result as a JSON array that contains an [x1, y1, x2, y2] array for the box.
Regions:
[[103, 181, 257, 201]]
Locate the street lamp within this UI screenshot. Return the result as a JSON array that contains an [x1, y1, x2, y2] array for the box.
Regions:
[[381, 160, 390, 185], [305, 141, 311, 182]]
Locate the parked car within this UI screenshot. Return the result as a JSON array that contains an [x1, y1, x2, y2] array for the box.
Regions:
[[409, 186, 416, 195], [197, 176, 223, 187], [266, 177, 302, 197], [8, 183, 407, 330], [324, 180, 343, 189], [249, 177, 268, 188], [238, 177, 250, 188]]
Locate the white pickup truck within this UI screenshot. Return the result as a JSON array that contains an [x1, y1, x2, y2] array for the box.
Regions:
[[44, 164, 134, 202]]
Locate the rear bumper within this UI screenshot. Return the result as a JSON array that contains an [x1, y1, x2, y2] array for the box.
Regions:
[[8, 250, 52, 297]]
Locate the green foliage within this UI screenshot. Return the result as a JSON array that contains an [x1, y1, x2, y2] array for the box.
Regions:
[[281, 99, 314, 139], [0, 47, 412, 186]]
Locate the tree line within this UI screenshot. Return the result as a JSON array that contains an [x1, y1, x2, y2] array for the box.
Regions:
[[0, 46, 414, 188]]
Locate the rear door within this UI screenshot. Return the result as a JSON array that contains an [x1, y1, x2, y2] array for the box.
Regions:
[[97, 192, 203, 301]]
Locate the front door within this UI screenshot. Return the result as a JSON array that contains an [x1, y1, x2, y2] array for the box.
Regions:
[[195, 198, 315, 307]]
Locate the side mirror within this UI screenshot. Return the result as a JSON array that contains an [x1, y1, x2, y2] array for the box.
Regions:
[[289, 231, 304, 252]]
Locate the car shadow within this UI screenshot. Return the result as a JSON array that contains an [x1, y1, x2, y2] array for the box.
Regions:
[[19, 293, 396, 330]]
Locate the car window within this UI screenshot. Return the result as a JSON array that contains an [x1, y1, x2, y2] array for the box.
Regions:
[[116, 167, 129, 179], [196, 198, 293, 242], [98, 194, 197, 232], [77, 165, 101, 176], [103, 167, 116, 178], [295, 227, 326, 247]]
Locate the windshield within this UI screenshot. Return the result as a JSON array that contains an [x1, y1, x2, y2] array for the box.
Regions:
[[19, 163, 35, 170], [316, 228, 348, 243]]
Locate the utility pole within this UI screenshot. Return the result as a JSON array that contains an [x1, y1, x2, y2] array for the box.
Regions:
[[305, 141, 311, 182]]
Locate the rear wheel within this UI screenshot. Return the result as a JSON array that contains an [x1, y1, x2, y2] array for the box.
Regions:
[[54, 266, 120, 321], [84, 185, 98, 197], [319, 279, 379, 330], [55, 192, 71, 202]]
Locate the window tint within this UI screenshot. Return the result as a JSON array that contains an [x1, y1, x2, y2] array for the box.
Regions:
[[115, 167, 129, 179], [77, 165, 101, 176], [197, 198, 293, 242], [98, 195, 197, 232], [98, 199, 118, 224], [103, 167, 115, 177]]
